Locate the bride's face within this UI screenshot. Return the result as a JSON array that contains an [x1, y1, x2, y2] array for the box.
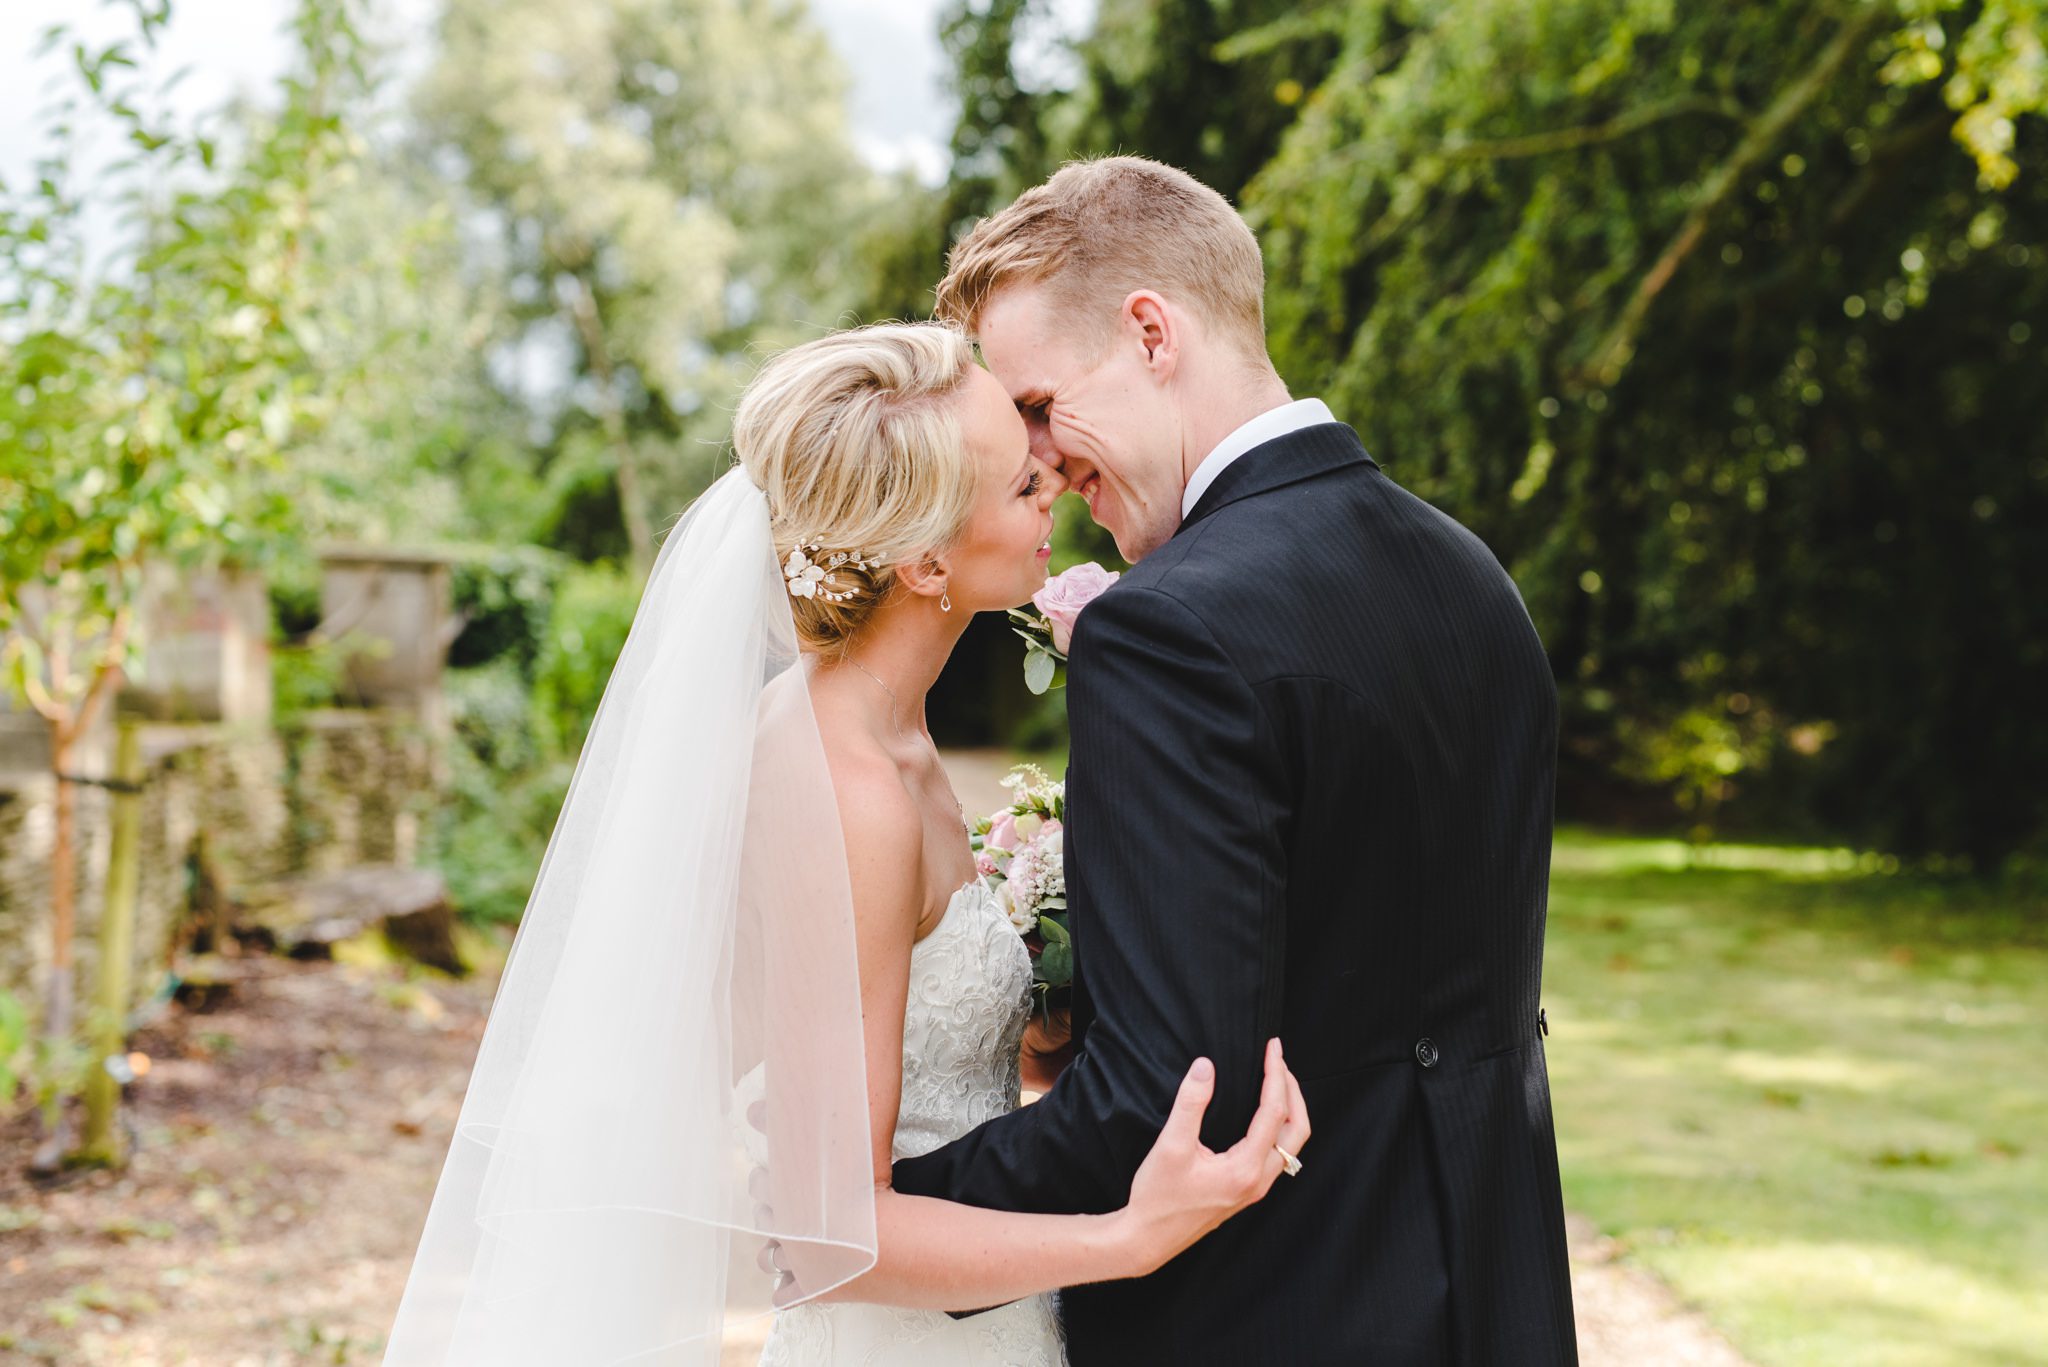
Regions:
[[939, 364, 1067, 613]]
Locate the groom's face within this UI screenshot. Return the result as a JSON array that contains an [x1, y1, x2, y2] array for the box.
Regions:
[[975, 284, 1186, 562]]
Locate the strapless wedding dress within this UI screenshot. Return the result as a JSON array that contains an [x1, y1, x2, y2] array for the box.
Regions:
[[757, 878, 1064, 1366]]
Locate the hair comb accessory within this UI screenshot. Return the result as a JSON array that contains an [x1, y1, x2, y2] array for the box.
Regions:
[[784, 540, 882, 603]]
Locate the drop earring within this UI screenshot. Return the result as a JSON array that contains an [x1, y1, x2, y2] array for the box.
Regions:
[[940, 591, 952, 613]]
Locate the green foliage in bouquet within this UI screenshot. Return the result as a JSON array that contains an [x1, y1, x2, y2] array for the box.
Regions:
[[1005, 610, 1066, 696]]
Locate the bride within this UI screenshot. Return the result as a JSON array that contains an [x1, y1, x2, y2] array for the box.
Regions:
[[383, 323, 1309, 1366]]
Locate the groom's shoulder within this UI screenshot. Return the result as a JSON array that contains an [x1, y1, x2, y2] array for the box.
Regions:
[[1138, 460, 1375, 596], [1100, 511, 1316, 646]]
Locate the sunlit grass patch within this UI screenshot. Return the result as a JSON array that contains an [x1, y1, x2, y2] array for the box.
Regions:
[[1544, 829, 2048, 1366], [1652, 1240, 2047, 1367]]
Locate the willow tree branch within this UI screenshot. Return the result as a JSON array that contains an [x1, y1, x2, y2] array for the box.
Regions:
[[1575, 2, 1894, 389], [1441, 94, 1748, 161]]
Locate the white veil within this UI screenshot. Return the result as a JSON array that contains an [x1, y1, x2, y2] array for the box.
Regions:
[[385, 468, 876, 1365]]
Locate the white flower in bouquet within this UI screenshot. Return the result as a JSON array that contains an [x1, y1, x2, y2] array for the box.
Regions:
[[991, 877, 1036, 934]]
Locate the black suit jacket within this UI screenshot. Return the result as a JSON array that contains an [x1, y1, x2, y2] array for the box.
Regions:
[[893, 423, 1578, 1365]]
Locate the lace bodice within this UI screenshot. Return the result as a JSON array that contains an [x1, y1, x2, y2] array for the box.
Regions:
[[892, 878, 1035, 1160], [758, 878, 1062, 1365]]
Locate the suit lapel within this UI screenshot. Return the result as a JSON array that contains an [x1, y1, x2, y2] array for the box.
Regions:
[[1179, 422, 1380, 532]]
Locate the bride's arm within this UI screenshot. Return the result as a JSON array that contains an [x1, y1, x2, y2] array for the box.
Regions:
[[804, 759, 1307, 1313]]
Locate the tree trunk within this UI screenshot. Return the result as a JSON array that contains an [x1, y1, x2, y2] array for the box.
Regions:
[[611, 415, 654, 579], [77, 719, 143, 1168], [565, 268, 655, 576], [26, 642, 126, 1175], [30, 719, 81, 1173]]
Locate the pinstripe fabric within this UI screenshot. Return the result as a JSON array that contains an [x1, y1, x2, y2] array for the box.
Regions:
[[893, 424, 1578, 1365]]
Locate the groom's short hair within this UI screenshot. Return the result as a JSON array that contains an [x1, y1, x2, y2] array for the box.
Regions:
[[935, 155, 1268, 360]]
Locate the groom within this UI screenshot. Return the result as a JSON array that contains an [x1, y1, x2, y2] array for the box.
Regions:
[[890, 156, 1579, 1364]]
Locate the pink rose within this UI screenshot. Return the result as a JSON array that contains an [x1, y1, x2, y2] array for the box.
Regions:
[[986, 811, 1020, 852], [1033, 562, 1121, 655]]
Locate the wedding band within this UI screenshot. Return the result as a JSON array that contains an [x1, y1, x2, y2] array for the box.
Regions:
[[1275, 1143, 1303, 1177]]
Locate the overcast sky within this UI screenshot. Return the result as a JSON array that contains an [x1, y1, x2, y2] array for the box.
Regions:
[[0, 0, 958, 193]]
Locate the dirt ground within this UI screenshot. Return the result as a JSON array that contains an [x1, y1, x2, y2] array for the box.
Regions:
[[0, 953, 482, 1366]]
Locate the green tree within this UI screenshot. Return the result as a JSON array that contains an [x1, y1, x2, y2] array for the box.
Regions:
[[417, 0, 872, 572], [904, 0, 2047, 860], [0, 0, 378, 1163], [1066, 0, 1343, 200], [1245, 0, 2048, 861]]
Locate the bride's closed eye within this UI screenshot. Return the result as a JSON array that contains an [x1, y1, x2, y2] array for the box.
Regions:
[[1022, 470, 1044, 497]]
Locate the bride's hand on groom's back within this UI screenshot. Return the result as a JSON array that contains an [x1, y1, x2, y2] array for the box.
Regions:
[[1114, 1037, 1310, 1275]]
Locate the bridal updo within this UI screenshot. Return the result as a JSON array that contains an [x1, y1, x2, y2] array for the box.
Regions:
[[733, 323, 979, 653]]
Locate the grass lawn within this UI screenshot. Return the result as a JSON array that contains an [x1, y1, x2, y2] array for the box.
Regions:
[[1543, 829, 2048, 1366]]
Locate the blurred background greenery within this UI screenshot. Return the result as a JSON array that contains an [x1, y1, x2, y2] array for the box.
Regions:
[[2, 1, 2044, 1362]]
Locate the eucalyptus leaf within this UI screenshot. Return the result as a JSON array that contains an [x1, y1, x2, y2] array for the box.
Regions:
[[1023, 648, 1056, 694]]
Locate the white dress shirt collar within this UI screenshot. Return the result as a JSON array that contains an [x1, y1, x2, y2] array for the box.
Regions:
[[1181, 397, 1336, 519]]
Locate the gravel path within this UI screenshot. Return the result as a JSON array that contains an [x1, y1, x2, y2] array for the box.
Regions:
[[1567, 1215, 1752, 1366]]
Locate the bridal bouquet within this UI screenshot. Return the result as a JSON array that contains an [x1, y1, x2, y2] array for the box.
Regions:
[[1007, 562, 1119, 694], [970, 764, 1073, 997]]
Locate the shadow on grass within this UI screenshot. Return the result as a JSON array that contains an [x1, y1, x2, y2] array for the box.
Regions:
[[1544, 829, 2048, 1366]]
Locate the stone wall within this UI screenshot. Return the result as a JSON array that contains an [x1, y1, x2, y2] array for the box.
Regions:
[[0, 710, 438, 1021]]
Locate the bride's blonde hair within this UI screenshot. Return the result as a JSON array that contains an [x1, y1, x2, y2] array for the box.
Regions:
[[733, 323, 980, 653]]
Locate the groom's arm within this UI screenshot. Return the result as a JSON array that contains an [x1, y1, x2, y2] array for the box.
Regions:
[[894, 585, 1288, 1216]]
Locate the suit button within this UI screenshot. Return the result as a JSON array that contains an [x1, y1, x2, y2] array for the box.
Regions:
[[1538, 1008, 1550, 1037], [1415, 1038, 1440, 1068]]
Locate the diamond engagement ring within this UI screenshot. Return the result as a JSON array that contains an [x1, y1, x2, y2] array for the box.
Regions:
[[1275, 1143, 1303, 1177]]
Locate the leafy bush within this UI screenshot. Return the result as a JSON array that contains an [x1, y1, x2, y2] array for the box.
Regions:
[[428, 661, 571, 924], [271, 640, 347, 723], [0, 989, 27, 1116], [428, 744, 572, 925], [446, 544, 567, 678], [531, 564, 643, 756], [445, 658, 540, 774]]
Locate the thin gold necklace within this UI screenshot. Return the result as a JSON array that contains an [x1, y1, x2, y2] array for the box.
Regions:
[[846, 657, 912, 737], [843, 657, 966, 826]]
